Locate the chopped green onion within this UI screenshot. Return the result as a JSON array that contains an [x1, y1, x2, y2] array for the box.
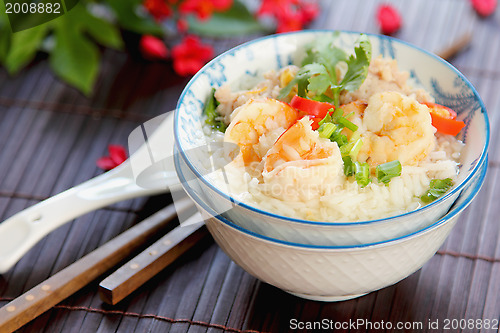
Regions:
[[344, 111, 355, 119], [332, 108, 343, 122], [332, 133, 348, 147], [339, 140, 354, 156], [349, 138, 363, 160], [204, 88, 227, 133], [331, 124, 344, 138], [354, 162, 370, 187], [338, 116, 358, 132], [349, 131, 361, 143], [318, 123, 337, 139], [343, 156, 355, 176], [339, 132, 361, 157], [376, 160, 402, 184], [318, 112, 333, 127], [339, 144, 350, 156], [420, 178, 454, 203]]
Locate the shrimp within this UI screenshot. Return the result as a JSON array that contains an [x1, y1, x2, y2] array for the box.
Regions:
[[340, 100, 367, 139], [340, 57, 432, 105], [224, 98, 299, 166], [264, 117, 340, 172], [358, 91, 436, 166], [262, 117, 344, 201]]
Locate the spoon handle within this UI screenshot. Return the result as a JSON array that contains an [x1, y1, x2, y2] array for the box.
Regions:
[[0, 113, 178, 274], [0, 160, 168, 274], [0, 200, 193, 333]]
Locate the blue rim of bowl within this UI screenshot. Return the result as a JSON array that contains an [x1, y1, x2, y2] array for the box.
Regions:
[[174, 29, 490, 227], [175, 148, 488, 249]]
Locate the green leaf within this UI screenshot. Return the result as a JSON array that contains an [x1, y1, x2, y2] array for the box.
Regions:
[[278, 63, 331, 100], [301, 34, 347, 82], [339, 35, 372, 92], [321, 47, 347, 81], [0, 32, 10, 65], [187, 0, 266, 37], [106, 0, 163, 35], [50, 18, 99, 96], [278, 69, 309, 100], [280, 32, 372, 107], [74, 6, 123, 50], [301, 48, 316, 67], [85, 17, 123, 49], [305, 63, 331, 95], [4, 24, 49, 74], [64, 0, 79, 12], [59, 3, 123, 49], [0, 5, 11, 64], [357, 34, 372, 60], [311, 93, 334, 103], [301, 34, 337, 64]]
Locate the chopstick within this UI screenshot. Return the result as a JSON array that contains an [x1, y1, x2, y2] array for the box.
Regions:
[[99, 213, 209, 305], [0, 198, 194, 333], [436, 33, 472, 60]]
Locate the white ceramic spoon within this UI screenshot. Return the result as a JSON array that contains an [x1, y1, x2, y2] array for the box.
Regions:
[[0, 113, 178, 274]]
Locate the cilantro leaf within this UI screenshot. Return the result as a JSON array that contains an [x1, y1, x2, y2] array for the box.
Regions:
[[316, 47, 348, 83], [301, 36, 347, 86], [277, 69, 311, 100], [301, 48, 316, 67], [304, 63, 331, 95], [278, 33, 371, 107], [303, 36, 347, 61], [339, 35, 372, 92]]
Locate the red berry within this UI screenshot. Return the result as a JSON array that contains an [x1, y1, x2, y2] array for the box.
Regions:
[[96, 157, 117, 171], [471, 0, 497, 16], [140, 35, 169, 60], [97, 144, 128, 171], [376, 4, 402, 35], [108, 145, 127, 165]]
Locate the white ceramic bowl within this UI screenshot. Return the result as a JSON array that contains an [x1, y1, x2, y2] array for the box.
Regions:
[[174, 31, 489, 246], [176, 150, 487, 301]]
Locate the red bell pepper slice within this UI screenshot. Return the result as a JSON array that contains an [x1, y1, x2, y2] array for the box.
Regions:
[[423, 102, 465, 136], [290, 95, 335, 118]]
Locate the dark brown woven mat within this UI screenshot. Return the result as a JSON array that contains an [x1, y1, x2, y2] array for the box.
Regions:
[[1, 0, 499, 332]]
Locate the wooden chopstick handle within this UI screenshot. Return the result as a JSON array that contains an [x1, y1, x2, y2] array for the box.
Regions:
[[0, 198, 193, 333], [99, 214, 208, 305], [437, 33, 472, 61]]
